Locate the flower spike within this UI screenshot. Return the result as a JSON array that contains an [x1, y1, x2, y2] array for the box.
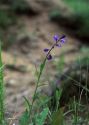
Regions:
[[43, 34, 66, 61]]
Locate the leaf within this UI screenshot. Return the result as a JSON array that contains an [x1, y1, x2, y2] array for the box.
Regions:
[[56, 89, 62, 102], [23, 96, 31, 112], [35, 107, 49, 125], [40, 60, 46, 73], [40, 63, 44, 72], [52, 108, 64, 125], [19, 110, 29, 125], [0, 41, 5, 123], [29, 123, 33, 125]]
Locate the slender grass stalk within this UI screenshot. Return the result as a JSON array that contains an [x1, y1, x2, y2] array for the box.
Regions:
[[73, 96, 78, 125], [85, 59, 88, 103], [0, 42, 5, 124]]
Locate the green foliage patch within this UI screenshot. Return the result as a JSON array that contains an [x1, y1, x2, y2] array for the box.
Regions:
[[63, 0, 89, 38], [10, 0, 30, 13], [50, 0, 89, 40], [0, 9, 16, 29]]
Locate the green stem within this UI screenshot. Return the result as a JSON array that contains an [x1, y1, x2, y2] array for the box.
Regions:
[[0, 42, 5, 124], [29, 58, 46, 122]]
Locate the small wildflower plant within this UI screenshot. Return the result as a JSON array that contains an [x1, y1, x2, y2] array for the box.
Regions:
[[19, 34, 67, 125], [21, 34, 67, 124]]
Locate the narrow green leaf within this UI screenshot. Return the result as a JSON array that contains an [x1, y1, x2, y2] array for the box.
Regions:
[[0, 41, 5, 124], [29, 123, 33, 125], [23, 96, 31, 113], [40, 62, 45, 73], [19, 110, 29, 125], [35, 107, 49, 125]]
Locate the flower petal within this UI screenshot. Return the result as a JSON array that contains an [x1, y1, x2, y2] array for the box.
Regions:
[[60, 35, 66, 39], [44, 48, 49, 52], [47, 54, 52, 60], [56, 43, 62, 48], [60, 39, 66, 44], [53, 35, 60, 42], [60, 35, 66, 43]]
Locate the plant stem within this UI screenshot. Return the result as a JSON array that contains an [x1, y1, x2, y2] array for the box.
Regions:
[[29, 38, 62, 123], [0, 42, 5, 124]]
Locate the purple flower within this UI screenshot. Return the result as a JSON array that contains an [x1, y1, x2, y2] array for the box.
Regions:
[[44, 48, 49, 52], [60, 35, 66, 44], [60, 35, 66, 39], [47, 54, 52, 60], [43, 34, 66, 61], [56, 43, 62, 48], [53, 35, 60, 42]]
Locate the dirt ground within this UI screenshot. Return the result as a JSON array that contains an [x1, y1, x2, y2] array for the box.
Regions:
[[2, 0, 85, 121]]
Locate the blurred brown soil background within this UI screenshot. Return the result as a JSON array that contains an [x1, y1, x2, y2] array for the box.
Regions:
[[0, 0, 89, 120]]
